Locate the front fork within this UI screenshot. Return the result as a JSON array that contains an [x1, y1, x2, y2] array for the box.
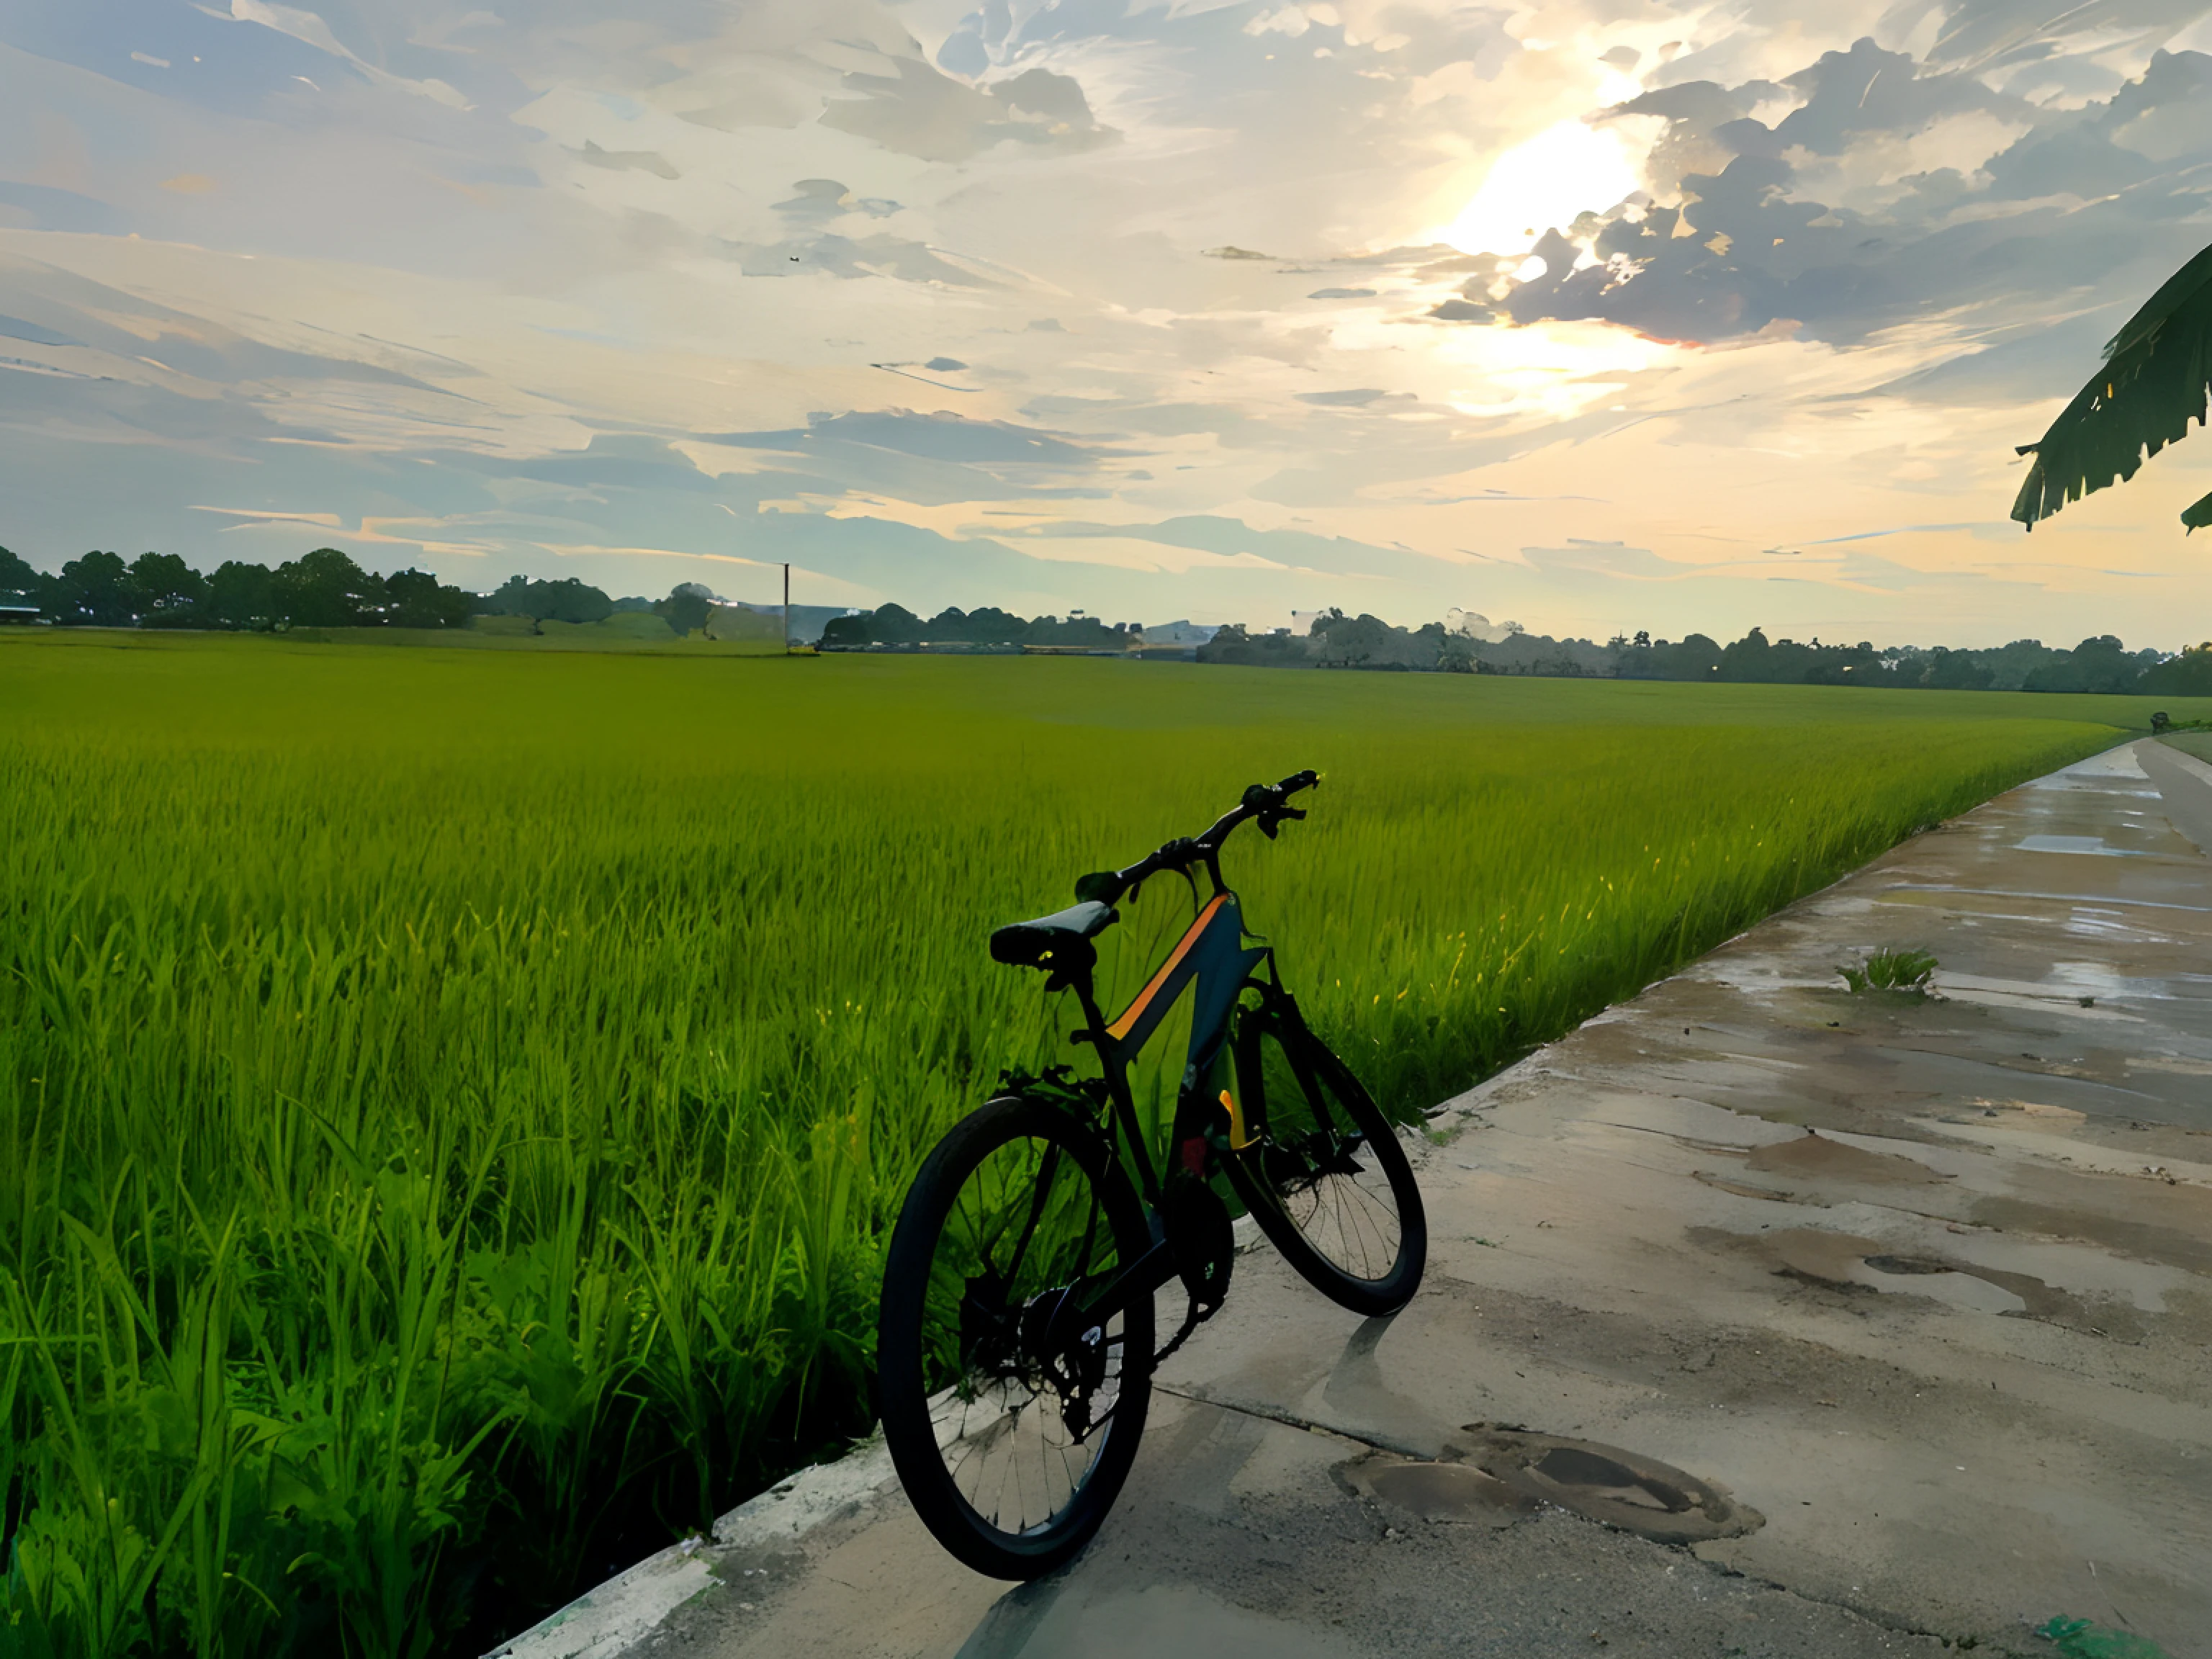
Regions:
[[1172, 976, 1296, 1176]]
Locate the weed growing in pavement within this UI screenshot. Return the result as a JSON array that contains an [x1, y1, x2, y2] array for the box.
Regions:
[[1838, 948, 1941, 994]]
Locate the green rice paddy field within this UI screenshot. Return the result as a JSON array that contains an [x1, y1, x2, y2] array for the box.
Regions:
[[0, 630, 2190, 1657]]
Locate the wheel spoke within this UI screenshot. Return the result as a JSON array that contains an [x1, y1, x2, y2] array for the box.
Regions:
[[891, 1112, 1143, 1550], [1242, 1025, 1416, 1293]]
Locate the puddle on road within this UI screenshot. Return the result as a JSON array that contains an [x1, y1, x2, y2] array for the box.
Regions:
[[1746, 1129, 1949, 1186], [1354, 1459, 1535, 1527], [1346, 1429, 1763, 1546], [2033, 750, 2149, 783], [1761, 1226, 2026, 1312], [1723, 1223, 2169, 1334], [2015, 835, 2149, 858]]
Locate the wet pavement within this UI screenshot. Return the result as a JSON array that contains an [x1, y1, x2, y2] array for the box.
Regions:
[[558, 740, 2212, 1659]]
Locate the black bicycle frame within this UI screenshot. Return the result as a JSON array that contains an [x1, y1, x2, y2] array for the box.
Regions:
[[1069, 890, 1265, 1195], [1041, 883, 1285, 1339], [1008, 768, 1321, 1338]]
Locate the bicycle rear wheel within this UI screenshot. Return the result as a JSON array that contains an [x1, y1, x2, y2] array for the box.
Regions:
[[876, 1094, 1155, 1580], [1224, 1007, 1426, 1316]]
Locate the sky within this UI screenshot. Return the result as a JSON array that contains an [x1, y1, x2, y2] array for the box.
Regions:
[[2, 0, 2211, 646]]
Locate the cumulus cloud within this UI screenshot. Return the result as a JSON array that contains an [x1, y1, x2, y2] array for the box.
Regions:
[[1449, 41, 2212, 351]]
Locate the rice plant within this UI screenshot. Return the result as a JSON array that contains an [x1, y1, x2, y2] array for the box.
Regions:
[[0, 631, 2169, 1656]]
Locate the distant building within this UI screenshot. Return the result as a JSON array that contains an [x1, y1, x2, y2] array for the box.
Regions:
[[1136, 619, 1220, 647], [0, 602, 39, 625]]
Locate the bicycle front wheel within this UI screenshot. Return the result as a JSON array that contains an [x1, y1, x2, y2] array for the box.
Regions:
[[876, 1094, 1155, 1580], [1225, 1007, 1427, 1316]]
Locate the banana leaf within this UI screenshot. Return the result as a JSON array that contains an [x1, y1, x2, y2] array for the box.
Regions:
[[2013, 241, 2212, 532]]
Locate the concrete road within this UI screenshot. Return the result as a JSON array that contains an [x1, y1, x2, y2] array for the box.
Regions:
[[521, 739, 2212, 1659]]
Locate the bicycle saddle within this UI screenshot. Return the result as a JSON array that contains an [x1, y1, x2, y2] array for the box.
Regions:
[[989, 900, 1118, 968]]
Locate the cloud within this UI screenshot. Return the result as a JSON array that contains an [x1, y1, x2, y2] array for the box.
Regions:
[[4, 0, 2212, 646], [1455, 44, 2212, 349], [708, 410, 1113, 470], [819, 56, 1115, 163], [571, 140, 678, 179], [220, 0, 471, 109]]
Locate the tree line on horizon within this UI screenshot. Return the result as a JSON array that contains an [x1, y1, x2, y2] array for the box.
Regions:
[[818, 601, 1136, 649], [0, 546, 746, 639], [835, 599, 2212, 696], [9, 546, 2211, 696], [1215, 607, 2212, 696]]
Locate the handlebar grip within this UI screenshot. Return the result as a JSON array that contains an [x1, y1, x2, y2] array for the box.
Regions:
[[1243, 770, 1318, 813]]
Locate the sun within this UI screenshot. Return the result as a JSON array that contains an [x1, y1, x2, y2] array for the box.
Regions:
[[1434, 120, 1645, 256]]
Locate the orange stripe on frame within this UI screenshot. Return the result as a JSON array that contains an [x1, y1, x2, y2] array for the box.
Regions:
[[1105, 894, 1227, 1042]]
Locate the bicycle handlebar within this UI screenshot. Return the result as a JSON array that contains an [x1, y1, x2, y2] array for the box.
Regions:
[[1076, 769, 1318, 904]]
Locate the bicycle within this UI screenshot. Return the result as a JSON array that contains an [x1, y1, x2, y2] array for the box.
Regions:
[[875, 770, 1428, 1579]]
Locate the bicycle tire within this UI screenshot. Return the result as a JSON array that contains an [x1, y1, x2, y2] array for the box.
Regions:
[[876, 1094, 1155, 1580], [1224, 1009, 1427, 1316]]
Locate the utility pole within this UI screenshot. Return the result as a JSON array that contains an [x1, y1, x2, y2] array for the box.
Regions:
[[783, 562, 791, 654]]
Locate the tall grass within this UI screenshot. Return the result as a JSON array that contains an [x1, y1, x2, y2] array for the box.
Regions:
[[0, 632, 2167, 1655]]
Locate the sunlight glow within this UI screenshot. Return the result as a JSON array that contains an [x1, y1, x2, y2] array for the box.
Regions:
[[1427, 320, 1676, 421], [1435, 120, 1645, 256]]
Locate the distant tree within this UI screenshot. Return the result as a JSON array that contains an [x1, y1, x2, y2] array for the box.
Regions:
[[205, 561, 276, 629], [655, 581, 719, 637], [0, 545, 54, 611], [2012, 241, 2212, 533], [488, 575, 613, 625], [486, 574, 534, 616], [2023, 636, 2144, 694], [1196, 623, 1312, 667], [127, 552, 208, 626], [2140, 644, 2212, 696], [1977, 639, 2060, 691], [54, 551, 134, 626], [1022, 612, 1121, 649], [919, 606, 1028, 644], [1803, 640, 1890, 686], [272, 547, 385, 628], [819, 611, 870, 647], [867, 602, 925, 644], [1655, 634, 1724, 679], [385, 567, 472, 629], [1920, 647, 1995, 691], [1719, 626, 1774, 681], [538, 578, 610, 624], [963, 606, 1028, 643], [1309, 609, 1395, 667], [923, 606, 972, 642], [1763, 636, 1820, 682]]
